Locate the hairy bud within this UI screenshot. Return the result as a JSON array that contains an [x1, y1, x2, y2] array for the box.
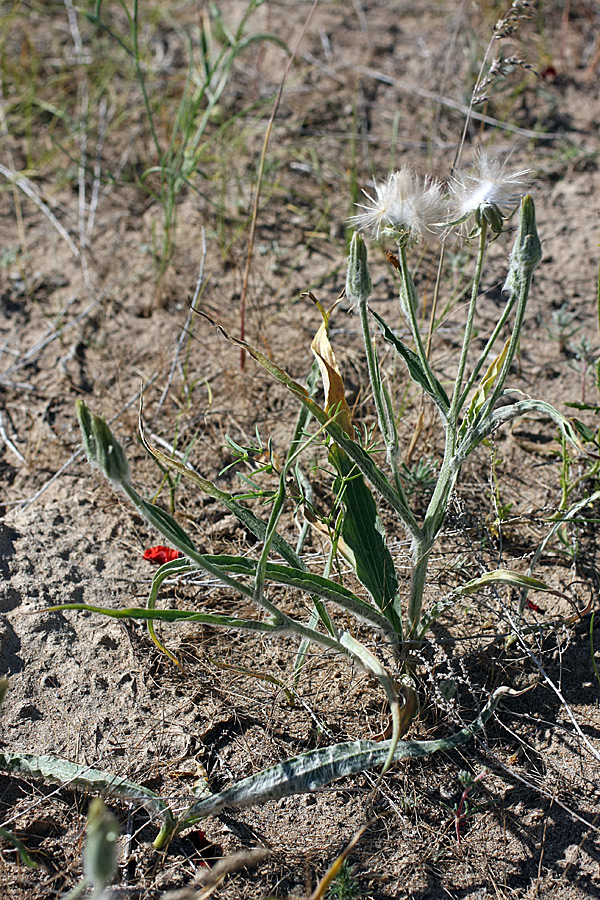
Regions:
[[346, 232, 372, 306]]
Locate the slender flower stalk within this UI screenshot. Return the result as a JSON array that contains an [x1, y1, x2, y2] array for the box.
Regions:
[[347, 233, 411, 511], [396, 242, 443, 406], [449, 219, 489, 423], [477, 194, 542, 419]]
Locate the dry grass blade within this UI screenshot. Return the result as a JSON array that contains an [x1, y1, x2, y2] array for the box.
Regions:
[[0, 163, 80, 258], [239, 0, 320, 367], [307, 823, 368, 900], [160, 849, 271, 900]]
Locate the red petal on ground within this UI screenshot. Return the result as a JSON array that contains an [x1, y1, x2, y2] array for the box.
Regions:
[[526, 599, 544, 613], [143, 546, 183, 564]]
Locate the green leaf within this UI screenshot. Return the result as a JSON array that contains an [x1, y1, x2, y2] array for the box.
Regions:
[[0, 687, 515, 852], [138, 498, 197, 554], [0, 827, 37, 869], [571, 418, 597, 445], [83, 798, 119, 895], [48, 602, 281, 633], [175, 686, 514, 832], [147, 558, 196, 666], [370, 309, 450, 414], [197, 312, 423, 544], [330, 447, 402, 634], [459, 338, 510, 435], [139, 416, 304, 568], [458, 398, 583, 460], [338, 631, 401, 776], [564, 402, 600, 412], [457, 569, 564, 598], [170, 555, 397, 638], [0, 751, 175, 845]]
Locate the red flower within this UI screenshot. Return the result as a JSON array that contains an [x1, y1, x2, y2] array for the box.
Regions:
[[143, 546, 183, 564], [526, 598, 544, 614]]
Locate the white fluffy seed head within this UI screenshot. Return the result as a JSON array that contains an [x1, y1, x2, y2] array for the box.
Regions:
[[349, 168, 448, 244], [451, 153, 530, 228]]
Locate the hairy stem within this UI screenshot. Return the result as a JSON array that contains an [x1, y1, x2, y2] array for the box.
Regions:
[[450, 220, 488, 424]]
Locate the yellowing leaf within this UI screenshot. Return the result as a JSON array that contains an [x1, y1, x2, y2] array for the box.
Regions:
[[310, 300, 353, 436], [461, 338, 511, 433]]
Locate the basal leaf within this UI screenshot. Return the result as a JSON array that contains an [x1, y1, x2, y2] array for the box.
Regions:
[[177, 686, 514, 828]]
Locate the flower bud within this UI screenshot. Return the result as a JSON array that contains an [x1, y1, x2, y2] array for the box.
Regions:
[[76, 399, 130, 486], [504, 194, 542, 294], [346, 232, 372, 306], [475, 201, 504, 236]]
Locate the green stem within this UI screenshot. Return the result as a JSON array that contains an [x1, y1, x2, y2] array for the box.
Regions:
[[457, 288, 518, 412], [397, 243, 441, 405], [449, 220, 488, 424], [475, 267, 533, 425], [357, 298, 411, 509], [407, 416, 461, 637], [407, 538, 433, 639]]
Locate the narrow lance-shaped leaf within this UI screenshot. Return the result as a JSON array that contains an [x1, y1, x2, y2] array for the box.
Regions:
[[311, 302, 401, 633], [0, 751, 176, 846], [0, 688, 516, 851], [0, 828, 38, 869], [339, 631, 401, 775], [459, 337, 511, 436], [138, 412, 304, 569], [147, 557, 196, 666], [202, 556, 396, 636], [370, 309, 450, 415], [331, 447, 402, 634], [82, 798, 119, 898], [458, 398, 584, 461], [457, 568, 565, 598], [197, 313, 423, 544], [174, 686, 515, 835]]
